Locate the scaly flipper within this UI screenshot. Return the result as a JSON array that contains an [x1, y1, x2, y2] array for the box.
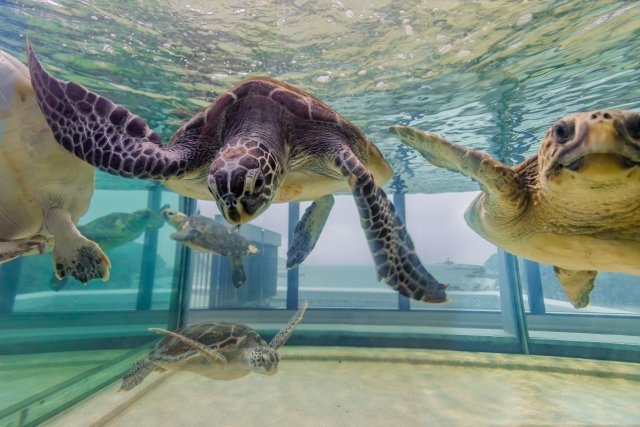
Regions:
[[170, 228, 199, 242], [268, 300, 308, 350], [389, 126, 526, 210], [287, 194, 334, 269], [149, 327, 228, 366], [553, 267, 597, 309], [45, 208, 110, 283], [119, 356, 155, 392], [26, 41, 190, 180], [229, 255, 247, 288], [334, 149, 447, 303], [0, 238, 48, 263]]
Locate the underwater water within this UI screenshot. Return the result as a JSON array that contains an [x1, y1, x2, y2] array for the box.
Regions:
[[0, 0, 640, 425]]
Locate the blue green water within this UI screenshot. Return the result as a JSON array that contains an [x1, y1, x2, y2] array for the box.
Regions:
[[1, 1, 640, 425], [2, 0, 638, 193]]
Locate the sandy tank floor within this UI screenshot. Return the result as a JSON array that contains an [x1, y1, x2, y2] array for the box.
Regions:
[[45, 347, 640, 426]]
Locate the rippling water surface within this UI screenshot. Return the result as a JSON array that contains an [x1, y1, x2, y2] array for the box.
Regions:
[[1, 0, 638, 192]]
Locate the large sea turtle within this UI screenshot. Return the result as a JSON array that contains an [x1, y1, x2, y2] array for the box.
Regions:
[[50, 206, 167, 290], [390, 109, 640, 308], [0, 48, 110, 283], [120, 300, 308, 391], [26, 42, 447, 303], [162, 208, 258, 288]]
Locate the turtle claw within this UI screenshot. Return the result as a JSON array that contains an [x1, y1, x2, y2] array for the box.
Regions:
[[52, 239, 111, 284]]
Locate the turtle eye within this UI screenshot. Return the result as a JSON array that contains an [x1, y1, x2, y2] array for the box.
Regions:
[[625, 114, 640, 140], [552, 121, 574, 144]]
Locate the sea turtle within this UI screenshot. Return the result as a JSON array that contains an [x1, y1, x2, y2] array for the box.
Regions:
[[120, 300, 308, 391], [162, 208, 258, 288], [26, 42, 447, 303], [50, 206, 167, 290], [0, 48, 110, 283], [390, 109, 640, 308]]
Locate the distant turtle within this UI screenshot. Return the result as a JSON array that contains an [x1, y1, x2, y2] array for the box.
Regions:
[[50, 206, 168, 290], [162, 209, 258, 288], [27, 42, 447, 303], [120, 300, 308, 391], [390, 109, 640, 308], [0, 48, 110, 283]]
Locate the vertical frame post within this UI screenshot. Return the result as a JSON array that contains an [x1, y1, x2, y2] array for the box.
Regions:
[[393, 193, 411, 311], [136, 183, 162, 310], [169, 196, 197, 329], [497, 249, 530, 354], [286, 202, 300, 309]]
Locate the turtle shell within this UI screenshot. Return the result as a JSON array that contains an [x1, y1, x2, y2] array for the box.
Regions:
[[149, 322, 264, 363]]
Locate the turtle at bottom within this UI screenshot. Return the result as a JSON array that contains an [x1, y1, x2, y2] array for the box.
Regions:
[[50, 206, 168, 290], [0, 49, 109, 283], [120, 300, 308, 391], [390, 109, 640, 308], [162, 209, 258, 288]]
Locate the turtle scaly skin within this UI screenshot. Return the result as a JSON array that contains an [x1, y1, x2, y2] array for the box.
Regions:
[[27, 42, 447, 304]]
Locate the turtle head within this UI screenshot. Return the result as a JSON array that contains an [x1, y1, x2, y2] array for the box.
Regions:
[[161, 209, 189, 230], [242, 347, 279, 376], [540, 110, 640, 185], [208, 139, 284, 224]]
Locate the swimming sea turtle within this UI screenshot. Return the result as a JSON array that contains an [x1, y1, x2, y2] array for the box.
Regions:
[[50, 206, 167, 290], [0, 48, 110, 283], [26, 42, 447, 303], [120, 300, 308, 391], [162, 208, 258, 288], [390, 109, 640, 308]]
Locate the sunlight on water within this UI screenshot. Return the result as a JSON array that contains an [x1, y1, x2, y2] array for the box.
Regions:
[[1, 0, 638, 194]]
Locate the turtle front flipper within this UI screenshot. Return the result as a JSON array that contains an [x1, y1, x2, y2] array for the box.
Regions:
[[287, 194, 335, 269], [26, 42, 187, 180], [170, 228, 199, 242], [229, 255, 247, 288], [268, 300, 308, 350], [45, 208, 110, 283], [554, 266, 597, 309], [149, 328, 228, 367], [389, 126, 526, 210], [120, 356, 155, 392], [334, 150, 447, 303]]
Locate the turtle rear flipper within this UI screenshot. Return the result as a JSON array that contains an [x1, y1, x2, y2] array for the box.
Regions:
[[389, 126, 527, 212], [120, 356, 155, 392], [229, 255, 247, 288], [46, 208, 110, 283], [287, 194, 334, 269], [0, 237, 48, 263], [554, 267, 597, 309], [335, 149, 447, 303]]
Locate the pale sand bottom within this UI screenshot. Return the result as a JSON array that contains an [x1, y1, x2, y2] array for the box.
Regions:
[[49, 348, 640, 427]]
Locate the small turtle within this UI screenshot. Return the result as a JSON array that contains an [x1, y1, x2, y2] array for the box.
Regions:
[[120, 300, 308, 391], [27, 42, 447, 303], [0, 48, 110, 283], [50, 206, 168, 290], [390, 109, 640, 308], [162, 208, 258, 288]]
